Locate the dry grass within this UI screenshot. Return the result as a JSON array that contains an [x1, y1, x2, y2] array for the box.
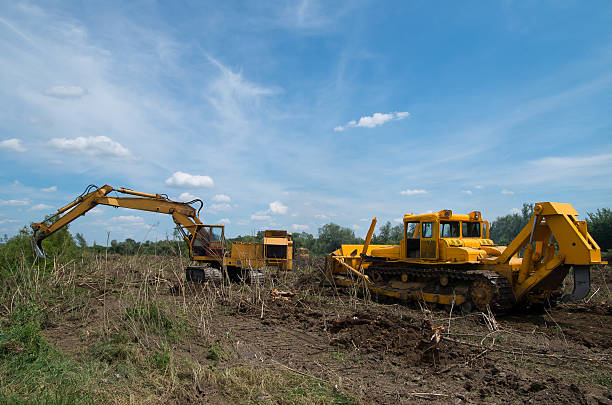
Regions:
[[0, 244, 359, 404]]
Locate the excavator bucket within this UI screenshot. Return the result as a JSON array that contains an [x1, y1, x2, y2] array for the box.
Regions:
[[561, 266, 591, 302], [31, 235, 49, 259]]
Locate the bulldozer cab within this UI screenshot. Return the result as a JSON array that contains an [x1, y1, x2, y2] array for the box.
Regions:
[[404, 220, 439, 260]]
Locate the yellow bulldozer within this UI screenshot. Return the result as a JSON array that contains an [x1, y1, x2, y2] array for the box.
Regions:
[[31, 184, 292, 282], [326, 202, 604, 312]]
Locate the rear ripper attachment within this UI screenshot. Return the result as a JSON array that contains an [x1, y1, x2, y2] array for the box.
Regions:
[[326, 203, 604, 312]]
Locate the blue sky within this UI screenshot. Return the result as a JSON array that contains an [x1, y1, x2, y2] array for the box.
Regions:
[[1, 1, 611, 244]]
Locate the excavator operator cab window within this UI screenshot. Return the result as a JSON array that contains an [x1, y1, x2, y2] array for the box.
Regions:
[[461, 222, 481, 238], [440, 221, 460, 238], [210, 227, 222, 242]]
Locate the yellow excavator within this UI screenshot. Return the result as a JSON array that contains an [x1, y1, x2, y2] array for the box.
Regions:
[[326, 202, 604, 312], [31, 184, 292, 281]]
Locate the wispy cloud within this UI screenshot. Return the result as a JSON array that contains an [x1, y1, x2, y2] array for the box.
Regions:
[[334, 111, 409, 131], [462, 190, 473, 195], [209, 203, 231, 212], [45, 85, 87, 99], [213, 194, 231, 202], [28, 203, 53, 211], [42, 186, 57, 192], [219, 218, 231, 224], [0, 138, 26, 152], [251, 214, 272, 221], [501, 189, 514, 195], [400, 189, 427, 196], [292, 223, 309, 230], [48, 136, 132, 158], [165, 172, 214, 188], [0, 199, 29, 206]]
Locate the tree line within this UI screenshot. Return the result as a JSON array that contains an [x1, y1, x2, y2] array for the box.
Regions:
[[2, 204, 611, 259]]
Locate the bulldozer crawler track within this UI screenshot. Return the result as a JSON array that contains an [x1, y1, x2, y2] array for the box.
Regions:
[[365, 264, 515, 311]]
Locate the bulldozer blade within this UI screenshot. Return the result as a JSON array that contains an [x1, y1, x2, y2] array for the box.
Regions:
[[561, 266, 590, 302], [31, 236, 49, 259]]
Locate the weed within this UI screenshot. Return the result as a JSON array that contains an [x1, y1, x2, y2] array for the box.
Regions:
[[0, 304, 95, 404], [125, 301, 187, 341], [151, 343, 172, 372], [206, 340, 226, 361], [590, 372, 612, 388]]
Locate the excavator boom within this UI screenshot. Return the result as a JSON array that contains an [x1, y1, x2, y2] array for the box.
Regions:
[[31, 184, 206, 260]]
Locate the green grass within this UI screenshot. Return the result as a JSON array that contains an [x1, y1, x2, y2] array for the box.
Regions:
[[0, 304, 95, 404], [590, 371, 612, 388], [125, 301, 189, 342]]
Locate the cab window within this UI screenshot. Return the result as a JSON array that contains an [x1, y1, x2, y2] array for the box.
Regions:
[[422, 222, 433, 238], [440, 221, 459, 237], [462, 222, 481, 237], [406, 222, 419, 238]]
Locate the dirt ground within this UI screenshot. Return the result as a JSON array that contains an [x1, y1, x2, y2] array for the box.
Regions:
[[42, 257, 612, 404]]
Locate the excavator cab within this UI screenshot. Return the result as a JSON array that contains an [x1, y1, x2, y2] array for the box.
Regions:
[[187, 224, 226, 260]]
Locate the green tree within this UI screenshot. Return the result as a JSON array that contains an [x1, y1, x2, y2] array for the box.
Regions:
[[371, 221, 403, 245], [314, 223, 362, 255], [586, 208, 612, 251], [490, 203, 533, 245], [74, 233, 87, 248]]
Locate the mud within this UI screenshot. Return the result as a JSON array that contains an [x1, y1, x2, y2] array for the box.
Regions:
[[42, 259, 612, 404]]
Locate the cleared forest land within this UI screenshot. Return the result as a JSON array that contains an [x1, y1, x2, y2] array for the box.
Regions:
[[1, 251, 610, 404]]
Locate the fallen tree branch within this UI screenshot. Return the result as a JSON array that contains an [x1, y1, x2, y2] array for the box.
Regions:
[[441, 336, 607, 362]]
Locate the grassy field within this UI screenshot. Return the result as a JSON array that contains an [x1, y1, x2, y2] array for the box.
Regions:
[[0, 239, 610, 404]]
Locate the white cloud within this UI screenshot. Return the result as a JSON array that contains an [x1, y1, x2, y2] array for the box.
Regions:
[[28, 203, 53, 211], [0, 138, 26, 152], [165, 171, 214, 188], [219, 218, 231, 224], [400, 189, 427, 196], [461, 190, 473, 195], [210, 203, 231, 212], [314, 213, 328, 219], [269, 200, 288, 214], [178, 192, 198, 201], [510, 208, 521, 214], [42, 186, 57, 192], [292, 224, 309, 231], [0, 219, 19, 225], [334, 111, 410, 131], [0, 199, 29, 206], [501, 189, 514, 195], [359, 218, 369, 222], [48, 136, 131, 158], [475, 185, 484, 190], [213, 194, 231, 202], [89, 206, 105, 215], [109, 215, 145, 223], [393, 218, 403, 223], [45, 85, 87, 99], [251, 214, 272, 221], [351, 224, 361, 230]]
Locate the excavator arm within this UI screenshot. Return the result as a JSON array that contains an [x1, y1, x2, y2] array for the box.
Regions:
[[30, 184, 220, 262]]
